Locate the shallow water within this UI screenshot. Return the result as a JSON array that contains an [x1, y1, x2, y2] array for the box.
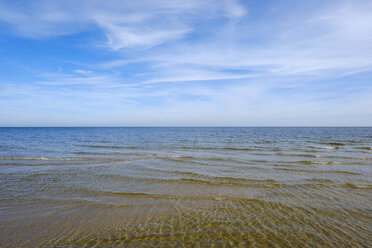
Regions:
[[0, 127, 371, 247]]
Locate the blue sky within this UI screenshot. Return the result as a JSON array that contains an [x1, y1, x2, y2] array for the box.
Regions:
[[0, 0, 371, 126]]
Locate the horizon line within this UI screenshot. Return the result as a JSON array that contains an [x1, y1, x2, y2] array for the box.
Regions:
[[1, 126, 371, 128]]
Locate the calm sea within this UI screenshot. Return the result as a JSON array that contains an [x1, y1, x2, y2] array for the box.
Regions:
[[0, 127, 371, 247]]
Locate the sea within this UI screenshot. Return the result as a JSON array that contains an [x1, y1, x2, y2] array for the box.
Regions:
[[0, 127, 371, 247]]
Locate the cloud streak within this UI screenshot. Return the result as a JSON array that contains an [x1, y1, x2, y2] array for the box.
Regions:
[[0, 0, 371, 126]]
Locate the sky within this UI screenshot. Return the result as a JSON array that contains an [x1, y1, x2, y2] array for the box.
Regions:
[[0, 0, 371, 126]]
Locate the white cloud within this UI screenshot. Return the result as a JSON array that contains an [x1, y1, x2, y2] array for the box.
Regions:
[[0, 0, 371, 125], [0, 0, 246, 49], [1, 0, 371, 80], [103, 25, 191, 49], [143, 0, 372, 79], [224, 0, 247, 18], [74, 69, 93, 75], [37, 72, 118, 86]]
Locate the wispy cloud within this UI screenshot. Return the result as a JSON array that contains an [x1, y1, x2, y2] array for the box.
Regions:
[[0, 0, 246, 48], [0, 0, 371, 126]]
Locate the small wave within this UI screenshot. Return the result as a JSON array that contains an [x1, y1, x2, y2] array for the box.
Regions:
[[207, 176, 275, 183], [72, 152, 194, 161], [274, 168, 361, 175], [81, 145, 140, 149], [305, 178, 335, 183], [0, 162, 95, 166], [0, 156, 155, 162], [276, 153, 368, 160], [73, 151, 157, 157], [104, 172, 280, 188], [178, 146, 258, 151], [342, 183, 372, 189], [105, 192, 287, 201], [296, 161, 335, 165], [107, 192, 215, 200], [129, 177, 280, 188], [162, 154, 194, 159], [354, 147, 371, 150], [0, 157, 81, 161], [93, 182, 356, 200], [287, 160, 372, 165], [157, 170, 203, 178], [308, 145, 337, 150], [321, 142, 345, 146], [276, 153, 317, 158], [314, 155, 369, 160], [222, 147, 256, 151], [253, 140, 275, 144], [74, 151, 131, 155]]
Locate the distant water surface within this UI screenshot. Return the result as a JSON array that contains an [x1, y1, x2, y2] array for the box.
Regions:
[[0, 127, 371, 247]]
